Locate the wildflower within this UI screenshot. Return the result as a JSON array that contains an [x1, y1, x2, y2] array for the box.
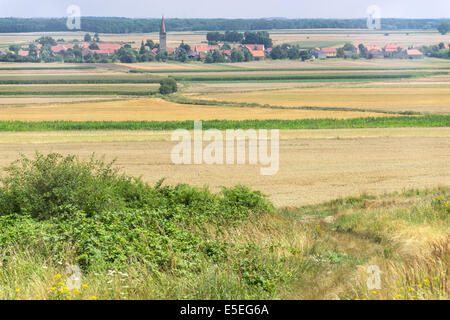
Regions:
[[58, 289, 64, 293], [73, 289, 81, 295], [90, 296, 98, 300], [82, 284, 89, 288], [433, 277, 438, 280], [57, 282, 64, 286], [399, 287, 404, 290], [412, 296, 416, 299], [64, 287, 69, 292], [54, 274, 62, 280], [424, 279, 429, 284], [417, 284, 422, 288], [372, 291, 377, 294], [42, 266, 48, 269], [50, 287, 56, 291], [15, 289, 20, 293], [395, 294, 401, 299], [408, 287, 414, 291], [66, 296, 71, 300]]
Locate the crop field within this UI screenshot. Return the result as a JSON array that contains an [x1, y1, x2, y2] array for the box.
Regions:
[[0, 97, 396, 121], [193, 87, 450, 114], [0, 29, 449, 301], [0, 132, 448, 207]]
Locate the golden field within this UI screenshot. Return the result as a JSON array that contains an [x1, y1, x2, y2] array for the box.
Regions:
[[0, 97, 394, 121], [193, 87, 450, 114], [0, 132, 448, 207]]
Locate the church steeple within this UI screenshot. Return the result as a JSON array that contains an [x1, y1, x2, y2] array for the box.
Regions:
[[159, 16, 167, 52], [160, 16, 166, 34]]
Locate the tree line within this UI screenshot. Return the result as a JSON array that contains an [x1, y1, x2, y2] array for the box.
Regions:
[[1, 17, 449, 33], [207, 31, 273, 48]]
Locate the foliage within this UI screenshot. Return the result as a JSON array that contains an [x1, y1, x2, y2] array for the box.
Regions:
[[0, 115, 448, 132], [159, 78, 178, 94], [0, 153, 273, 272]]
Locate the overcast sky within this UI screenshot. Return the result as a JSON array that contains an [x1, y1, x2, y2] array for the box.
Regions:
[[0, 0, 449, 19]]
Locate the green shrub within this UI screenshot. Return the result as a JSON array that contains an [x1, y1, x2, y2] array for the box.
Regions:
[[159, 78, 178, 94], [0, 153, 273, 271]]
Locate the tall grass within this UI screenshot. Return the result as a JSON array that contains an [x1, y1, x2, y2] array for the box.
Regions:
[[0, 115, 448, 132]]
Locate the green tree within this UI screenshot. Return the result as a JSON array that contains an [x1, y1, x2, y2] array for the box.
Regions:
[[93, 33, 100, 42], [89, 42, 99, 50], [159, 78, 178, 95], [84, 33, 92, 42], [437, 22, 450, 35]]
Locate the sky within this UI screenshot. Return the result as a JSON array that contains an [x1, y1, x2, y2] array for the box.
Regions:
[[0, 0, 449, 19]]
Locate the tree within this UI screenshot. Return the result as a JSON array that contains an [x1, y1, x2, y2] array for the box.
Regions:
[[89, 42, 99, 50], [139, 41, 147, 54], [159, 78, 178, 95], [358, 44, 368, 58], [36, 36, 56, 46], [8, 44, 20, 53], [145, 39, 155, 49], [84, 33, 92, 42], [93, 33, 100, 42], [438, 22, 450, 35]]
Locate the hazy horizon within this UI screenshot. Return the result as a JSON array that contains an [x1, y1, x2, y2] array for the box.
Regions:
[[0, 0, 449, 19]]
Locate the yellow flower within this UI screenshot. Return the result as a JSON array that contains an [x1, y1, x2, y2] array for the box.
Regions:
[[34, 294, 39, 298], [424, 279, 429, 284], [399, 287, 404, 290], [395, 294, 401, 299], [82, 284, 89, 288], [65, 296, 71, 300], [372, 291, 377, 294], [15, 289, 20, 293], [73, 289, 81, 295], [433, 277, 438, 280], [54, 274, 62, 280], [417, 284, 422, 288], [90, 296, 98, 300], [58, 289, 64, 293], [64, 287, 69, 292], [57, 282, 64, 286], [50, 287, 57, 291], [408, 287, 414, 291], [412, 296, 416, 299]]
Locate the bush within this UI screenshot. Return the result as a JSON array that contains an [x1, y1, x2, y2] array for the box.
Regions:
[[0, 153, 273, 270], [159, 78, 178, 94]]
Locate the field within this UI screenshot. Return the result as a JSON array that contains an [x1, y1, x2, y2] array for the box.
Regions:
[[0, 29, 448, 301]]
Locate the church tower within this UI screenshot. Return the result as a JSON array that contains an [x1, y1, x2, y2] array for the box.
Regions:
[[159, 16, 167, 52]]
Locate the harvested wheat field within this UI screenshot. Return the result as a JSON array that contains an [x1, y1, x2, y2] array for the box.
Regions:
[[196, 87, 450, 114], [0, 133, 448, 207], [0, 97, 392, 121]]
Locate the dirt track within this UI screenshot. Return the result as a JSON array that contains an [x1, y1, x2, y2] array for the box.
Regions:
[[0, 134, 448, 207]]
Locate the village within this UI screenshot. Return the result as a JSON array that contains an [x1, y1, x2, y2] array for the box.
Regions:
[[0, 17, 448, 63]]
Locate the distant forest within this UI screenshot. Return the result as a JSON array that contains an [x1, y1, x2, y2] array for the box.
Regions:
[[0, 17, 449, 33]]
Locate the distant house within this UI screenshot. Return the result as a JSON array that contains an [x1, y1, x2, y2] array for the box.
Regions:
[[243, 44, 265, 51], [51, 44, 75, 53], [343, 44, 359, 58], [52, 43, 121, 56], [406, 49, 424, 59], [0, 50, 7, 56], [384, 43, 404, 58], [193, 45, 220, 55], [242, 44, 265, 60], [366, 45, 384, 59], [17, 49, 29, 57], [314, 47, 337, 59]]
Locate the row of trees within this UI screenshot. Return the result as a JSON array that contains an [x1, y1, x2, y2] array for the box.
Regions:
[[420, 43, 450, 59], [207, 31, 273, 48], [1, 17, 449, 33]]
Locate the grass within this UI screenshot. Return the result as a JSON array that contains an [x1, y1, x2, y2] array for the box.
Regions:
[[0, 115, 448, 131], [0, 153, 447, 300]]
